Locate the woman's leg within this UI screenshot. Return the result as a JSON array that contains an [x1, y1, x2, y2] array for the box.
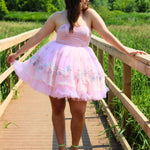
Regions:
[[68, 99, 87, 150], [49, 96, 66, 150]]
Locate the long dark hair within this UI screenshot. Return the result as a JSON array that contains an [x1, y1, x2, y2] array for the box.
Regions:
[[65, 0, 88, 32]]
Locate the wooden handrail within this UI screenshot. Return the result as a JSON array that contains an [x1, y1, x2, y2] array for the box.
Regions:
[[91, 35, 150, 78], [0, 29, 150, 150], [0, 28, 41, 118], [0, 28, 40, 52], [90, 34, 150, 149]]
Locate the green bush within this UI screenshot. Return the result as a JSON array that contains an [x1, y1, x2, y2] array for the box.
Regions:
[[46, 0, 57, 13], [3, 11, 51, 22], [113, 0, 137, 12], [136, 0, 150, 12], [5, 0, 65, 12], [0, 0, 8, 19]]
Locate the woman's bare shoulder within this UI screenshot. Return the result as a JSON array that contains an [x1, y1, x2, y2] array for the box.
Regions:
[[51, 10, 66, 18], [85, 7, 99, 16]]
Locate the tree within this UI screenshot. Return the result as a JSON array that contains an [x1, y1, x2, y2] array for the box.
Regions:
[[46, 0, 57, 13], [5, 0, 19, 11], [0, 0, 8, 19], [108, 0, 116, 10], [5, 0, 65, 12], [136, 0, 150, 12], [51, 0, 65, 11], [113, 0, 137, 12]]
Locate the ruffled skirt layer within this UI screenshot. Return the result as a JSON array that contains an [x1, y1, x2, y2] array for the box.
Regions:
[[13, 41, 109, 101]]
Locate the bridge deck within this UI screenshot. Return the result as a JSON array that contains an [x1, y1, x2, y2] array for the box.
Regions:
[[0, 82, 122, 150]]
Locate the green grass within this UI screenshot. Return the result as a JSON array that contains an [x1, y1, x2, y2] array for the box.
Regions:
[[0, 21, 43, 39], [94, 6, 150, 26], [104, 11, 150, 26], [0, 21, 50, 103], [93, 23, 150, 149], [3, 11, 51, 22], [2, 10, 150, 26], [0, 10, 150, 150]]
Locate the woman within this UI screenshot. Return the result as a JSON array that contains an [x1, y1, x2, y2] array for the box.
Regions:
[[7, 0, 147, 149]]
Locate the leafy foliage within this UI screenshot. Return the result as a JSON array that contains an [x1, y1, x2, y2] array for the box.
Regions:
[[5, 0, 65, 12], [3, 0, 150, 13], [91, 0, 150, 12], [113, 0, 137, 12], [0, 0, 8, 19], [136, 0, 150, 12]]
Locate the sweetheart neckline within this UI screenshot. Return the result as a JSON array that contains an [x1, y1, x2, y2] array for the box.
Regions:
[[56, 23, 92, 34]]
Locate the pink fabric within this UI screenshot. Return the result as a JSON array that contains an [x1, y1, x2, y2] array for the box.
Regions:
[[12, 23, 109, 101]]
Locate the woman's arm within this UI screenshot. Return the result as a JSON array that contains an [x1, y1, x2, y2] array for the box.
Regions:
[[7, 13, 57, 63], [14, 13, 56, 58], [88, 8, 147, 56]]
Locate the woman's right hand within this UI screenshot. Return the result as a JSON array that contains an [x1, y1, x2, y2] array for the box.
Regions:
[[7, 53, 17, 64]]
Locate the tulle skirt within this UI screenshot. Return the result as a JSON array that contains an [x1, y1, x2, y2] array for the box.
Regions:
[[13, 41, 109, 101]]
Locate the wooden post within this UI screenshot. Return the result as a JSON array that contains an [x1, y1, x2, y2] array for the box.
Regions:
[[93, 45, 97, 56], [108, 54, 115, 114], [122, 63, 132, 136], [6, 48, 12, 90], [15, 44, 20, 84], [89, 43, 92, 48], [98, 49, 104, 69]]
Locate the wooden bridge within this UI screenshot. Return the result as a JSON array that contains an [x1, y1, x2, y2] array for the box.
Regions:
[[0, 29, 150, 150]]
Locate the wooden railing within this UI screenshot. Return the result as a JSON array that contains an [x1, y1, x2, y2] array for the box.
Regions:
[[0, 28, 40, 117], [0, 30, 150, 149], [90, 34, 150, 150]]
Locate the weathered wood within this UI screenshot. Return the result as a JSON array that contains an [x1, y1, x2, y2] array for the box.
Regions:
[[123, 63, 132, 99], [101, 99, 131, 150], [0, 66, 14, 84], [0, 28, 40, 52], [105, 75, 150, 138], [122, 63, 132, 134], [15, 44, 20, 83], [6, 48, 12, 89], [90, 35, 150, 78], [98, 49, 104, 68], [0, 30, 150, 149], [108, 54, 115, 114]]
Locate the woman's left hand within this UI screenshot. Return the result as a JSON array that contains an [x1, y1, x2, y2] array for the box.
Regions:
[[128, 50, 148, 56]]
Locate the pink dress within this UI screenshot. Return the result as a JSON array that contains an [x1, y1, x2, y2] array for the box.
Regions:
[[12, 23, 109, 101]]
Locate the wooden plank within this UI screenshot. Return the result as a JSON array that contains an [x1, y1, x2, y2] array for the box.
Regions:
[[0, 28, 40, 52], [6, 48, 12, 89], [0, 66, 14, 84], [0, 79, 23, 118], [108, 54, 115, 114], [105, 75, 150, 138], [91, 35, 150, 65], [126, 47, 150, 65], [90, 35, 150, 78], [0, 82, 122, 149], [101, 99, 131, 150], [123, 63, 131, 99], [122, 63, 132, 135], [93, 45, 97, 56], [98, 49, 104, 68], [15, 44, 20, 83]]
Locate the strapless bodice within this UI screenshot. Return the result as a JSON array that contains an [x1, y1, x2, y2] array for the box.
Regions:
[[56, 23, 91, 47]]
